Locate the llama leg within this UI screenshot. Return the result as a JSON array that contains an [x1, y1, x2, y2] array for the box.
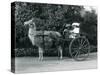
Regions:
[[39, 47, 43, 61], [58, 46, 63, 59]]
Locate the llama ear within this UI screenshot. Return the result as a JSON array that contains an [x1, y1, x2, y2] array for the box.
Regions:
[[31, 18, 34, 21], [33, 22, 35, 25], [24, 21, 27, 26], [24, 20, 31, 26], [24, 18, 35, 26]]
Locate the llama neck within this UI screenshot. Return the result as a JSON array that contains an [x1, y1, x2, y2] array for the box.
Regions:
[[28, 27, 36, 35]]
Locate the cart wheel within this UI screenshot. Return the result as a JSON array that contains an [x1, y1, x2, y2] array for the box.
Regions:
[[69, 36, 90, 61]]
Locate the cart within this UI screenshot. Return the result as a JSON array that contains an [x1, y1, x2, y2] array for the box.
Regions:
[[62, 23, 90, 61]]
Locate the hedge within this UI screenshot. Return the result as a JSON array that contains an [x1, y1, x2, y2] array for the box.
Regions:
[[14, 45, 97, 57]]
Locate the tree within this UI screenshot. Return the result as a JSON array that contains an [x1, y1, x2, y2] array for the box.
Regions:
[[14, 2, 97, 48], [80, 9, 97, 45]]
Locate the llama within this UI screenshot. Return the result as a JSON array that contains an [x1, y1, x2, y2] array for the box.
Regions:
[[24, 18, 63, 60]]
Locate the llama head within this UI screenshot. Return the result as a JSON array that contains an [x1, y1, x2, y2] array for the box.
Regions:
[[24, 18, 36, 29]]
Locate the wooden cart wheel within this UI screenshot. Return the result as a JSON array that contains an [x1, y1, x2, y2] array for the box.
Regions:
[[69, 36, 90, 61]]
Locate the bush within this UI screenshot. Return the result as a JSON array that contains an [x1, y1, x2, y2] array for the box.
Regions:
[[15, 48, 59, 57], [15, 45, 97, 57], [15, 48, 38, 57]]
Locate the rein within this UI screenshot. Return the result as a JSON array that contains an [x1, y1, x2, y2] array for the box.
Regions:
[[29, 33, 49, 37]]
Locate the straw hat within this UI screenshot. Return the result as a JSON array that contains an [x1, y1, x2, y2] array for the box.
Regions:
[[72, 22, 80, 26]]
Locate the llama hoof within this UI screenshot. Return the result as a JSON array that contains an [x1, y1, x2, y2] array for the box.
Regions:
[[60, 57, 63, 60], [58, 57, 62, 60], [39, 58, 43, 61]]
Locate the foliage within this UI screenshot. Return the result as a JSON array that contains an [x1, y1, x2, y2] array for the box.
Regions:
[[15, 48, 59, 57], [12, 2, 97, 51], [80, 9, 97, 45]]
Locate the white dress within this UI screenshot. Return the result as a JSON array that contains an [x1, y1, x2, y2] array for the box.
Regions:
[[69, 27, 80, 38]]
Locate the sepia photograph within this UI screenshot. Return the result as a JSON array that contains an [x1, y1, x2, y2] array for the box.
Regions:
[[11, 1, 97, 73]]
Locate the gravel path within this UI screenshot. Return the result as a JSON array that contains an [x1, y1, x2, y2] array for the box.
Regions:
[[15, 52, 97, 73]]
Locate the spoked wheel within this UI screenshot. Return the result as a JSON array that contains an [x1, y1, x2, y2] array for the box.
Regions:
[[69, 36, 90, 61]]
